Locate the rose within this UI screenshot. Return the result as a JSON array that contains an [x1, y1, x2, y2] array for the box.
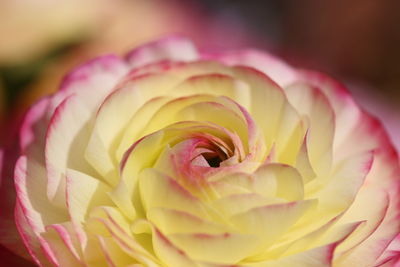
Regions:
[[6, 36, 400, 266]]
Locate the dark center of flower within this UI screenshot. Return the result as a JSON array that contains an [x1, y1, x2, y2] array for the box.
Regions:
[[202, 152, 225, 168]]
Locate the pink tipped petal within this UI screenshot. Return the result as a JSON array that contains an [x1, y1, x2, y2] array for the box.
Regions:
[[55, 55, 128, 107], [169, 73, 251, 111], [14, 156, 68, 266], [48, 55, 128, 124], [285, 82, 335, 175], [126, 36, 198, 68], [202, 49, 298, 87], [335, 189, 400, 266], [15, 202, 50, 267], [8, 38, 400, 267], [66, 169, 113, 224], [255, 163, 304, 201], [43, 223, 84, 266], [0, 147, 31, 259], [295, 71, 367, 161], [14, 156, 67, 233], [307, 150, 373, 220], [45, 95, 95, 206], [60, 55, 127, 93]]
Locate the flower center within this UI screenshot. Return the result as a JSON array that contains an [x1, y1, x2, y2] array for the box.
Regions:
[[204, 153, 223, 168], [189, 136, 233, 169], [201, 148, 229, 168]]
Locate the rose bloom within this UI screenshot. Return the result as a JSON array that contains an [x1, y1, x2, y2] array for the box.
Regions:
[[4, 37, 400, 266]]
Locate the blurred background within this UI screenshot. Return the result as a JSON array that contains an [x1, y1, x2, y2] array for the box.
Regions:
[[0, 0, 399, 147]]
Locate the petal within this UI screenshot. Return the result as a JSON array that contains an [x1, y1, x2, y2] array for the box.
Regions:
[[45, 95, 97, 207], [246, 244, 335, 267], [19, 97, 50, 156], [232, 66, 304, 161], [138, 168, 212, 219], [335, 187, 390, 254], [212, 163, 304, 202], [297, 70, 360, 158], [42, 223, 83, 266], [116, 96, 172, 162], [98, 236, 137, 267], [148, 207, 227, 235], [14, 156, 67, 234], [168, 232, 258, 264], [15, 202, 51, 267], [54, 55, 128, 112], [0, 147, 28, 259], [14, 156, 67, 266], [151, 228, 197, 267], [126, 36, 198, 68], [285, 82, 335, 175], [87, 206, 158, 265], [66, 169, 113, 224], [306, 151, 373, 218], [85, 73, 180, 185], [202, 49, 298, 87], [231, 200, 317, 249]]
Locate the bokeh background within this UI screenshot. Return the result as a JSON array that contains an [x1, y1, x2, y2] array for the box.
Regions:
[[0, 0, 399, 265], [1, 0, 399, 149]]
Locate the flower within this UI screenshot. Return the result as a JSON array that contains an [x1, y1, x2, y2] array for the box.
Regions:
[[9, 37, 400, 266]]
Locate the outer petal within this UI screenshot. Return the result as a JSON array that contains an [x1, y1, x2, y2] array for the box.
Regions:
[[202, 49, 298, 87], [126, 36, 198, 68], [14, 156, 68, 266], [45, 95, 95, 206], [56, 55, 128, 110], [297, 70, 400, 266]]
